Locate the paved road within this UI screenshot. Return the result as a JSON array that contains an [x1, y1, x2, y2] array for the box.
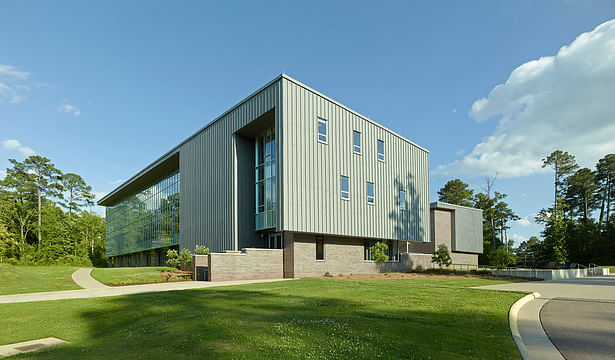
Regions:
[[475, 276, 615, 360], [541, 297, 615, 360]]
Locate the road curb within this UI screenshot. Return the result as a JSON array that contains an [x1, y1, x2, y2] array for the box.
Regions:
[[509, 292, 541, 359]]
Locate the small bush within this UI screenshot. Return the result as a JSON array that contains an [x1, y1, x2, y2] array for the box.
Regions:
[[324, 272, 333, 277], [194, 245, 210, 255], [432, 244, 452, 269], [179, 249, 192, 270], [369, 242, 389, 264], [166, 249, 180, 269]]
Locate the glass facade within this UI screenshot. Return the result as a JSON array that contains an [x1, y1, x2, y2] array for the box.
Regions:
[[106, 171, 180, 257], [255, 127, 276, 230]]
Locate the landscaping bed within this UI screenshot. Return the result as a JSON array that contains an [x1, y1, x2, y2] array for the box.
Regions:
[[323, 270, 540, 282]]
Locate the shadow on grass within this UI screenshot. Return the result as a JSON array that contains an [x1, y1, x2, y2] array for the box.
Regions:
[[14, 279, 522, 359]]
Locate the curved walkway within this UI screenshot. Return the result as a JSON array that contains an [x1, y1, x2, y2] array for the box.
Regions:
[[0, 278, 290, 304], [475, 276, 615, 360], [71, 268, 108, 289]]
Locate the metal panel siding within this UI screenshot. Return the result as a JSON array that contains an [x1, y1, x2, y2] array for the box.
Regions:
[[281, 79, 430, 242], [179, 80, 281, 253]]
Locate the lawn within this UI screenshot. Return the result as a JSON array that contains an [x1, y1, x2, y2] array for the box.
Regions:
[[90, 266, 182, 285], [0, 277, 524, 359], [0, 264, 80, 295]]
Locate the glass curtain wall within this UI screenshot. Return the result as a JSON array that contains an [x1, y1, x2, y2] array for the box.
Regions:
[[255, 127, 276, 230], [106, 171, 180, 257]]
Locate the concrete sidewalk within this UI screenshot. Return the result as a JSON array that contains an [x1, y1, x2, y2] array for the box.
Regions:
[[474, 276, 615, 360], [0, 278, 291, 304], [71, 268, 108, 289]]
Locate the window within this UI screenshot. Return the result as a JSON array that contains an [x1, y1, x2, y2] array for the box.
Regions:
[[377, 140, 385, 161], [364, 239, 376, 260], [317, 118, 328, 143], [255, 128, 276, 230], [366, 182, 375, 205], [340, 176, 350, 200], [400, 190, 407, 211], [353, 130, 361, 154], [316, 237, 324, 260]]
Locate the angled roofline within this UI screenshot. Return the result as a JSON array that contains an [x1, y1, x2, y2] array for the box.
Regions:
[[430, 201, 483, 212], [281, 74, 429, 153], [99, 73, 429, 206]]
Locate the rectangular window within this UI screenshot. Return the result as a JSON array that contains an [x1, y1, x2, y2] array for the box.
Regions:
[[316, 237, 324, 260], [317, 117, 328, 143], [340, 176, 350, 200], [353, 130, 361, 154], [367, 182, 375, 205], [364, 239, 375, 260], [400, 190, 407, 211], [377, 140, 385, 161]]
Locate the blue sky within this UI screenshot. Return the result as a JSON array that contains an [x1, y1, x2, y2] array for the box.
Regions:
[[1, 1, 615, 246]]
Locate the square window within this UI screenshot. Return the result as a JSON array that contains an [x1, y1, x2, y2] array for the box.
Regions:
[[353, 131, 361, 154], [340, 176, 350, 200], [367, 182, 375, 204], [318, 118, 328, 143]]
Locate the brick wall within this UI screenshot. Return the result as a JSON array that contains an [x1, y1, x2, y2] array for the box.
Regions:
[[208, 248, 283, 281]]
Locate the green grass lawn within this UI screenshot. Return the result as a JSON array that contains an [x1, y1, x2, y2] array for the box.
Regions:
[[0, 264, 80, 295], [0, 277, 524, 359], [90, 266, 183, 285]]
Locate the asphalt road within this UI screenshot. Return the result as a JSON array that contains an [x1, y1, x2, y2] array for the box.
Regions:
[[540, 297, 615, 360]]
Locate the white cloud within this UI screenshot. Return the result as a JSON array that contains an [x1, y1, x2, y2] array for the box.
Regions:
[[2, 139, 35, 157], [452, 108, 457, 113], [10, 95, 26, 103], [0, 65, 29, 80], [455, 149, 466, 156], [58, 104, 81, 117], [510, 234, 528, 245], [0, 64, 29, 104], [109, 179, 124, 185], [435, 19, 615, 178]]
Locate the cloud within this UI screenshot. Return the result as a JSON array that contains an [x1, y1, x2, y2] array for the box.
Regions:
[[510, 234, 528, 245], [455, 149, 466, 156], [452, 109, 457, 113], [109, 179, 124, 185], [58, 104, 81, 116], [435, 19, 615, 178], [2, 139, 35, 157], [0, 65, 29, 80], [0, 64, 29, 103]]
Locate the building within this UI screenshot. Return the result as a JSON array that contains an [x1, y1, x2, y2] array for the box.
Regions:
[[98, 74, 482, 278]]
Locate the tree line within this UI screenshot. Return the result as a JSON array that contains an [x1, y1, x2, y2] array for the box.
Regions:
[[0, 155, 106, 266], [438, 151, 615, 267]]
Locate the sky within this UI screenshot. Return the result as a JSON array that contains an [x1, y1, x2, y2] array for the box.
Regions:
[[1, 1, 615, 247]]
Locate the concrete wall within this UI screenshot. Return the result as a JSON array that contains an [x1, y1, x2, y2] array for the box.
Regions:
[[491, 268, 588, 280], [208, 248, 283, 281], [285, 232, 441, 278]]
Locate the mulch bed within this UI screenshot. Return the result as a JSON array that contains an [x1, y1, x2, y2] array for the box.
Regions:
[[320, 272, 541, 282]]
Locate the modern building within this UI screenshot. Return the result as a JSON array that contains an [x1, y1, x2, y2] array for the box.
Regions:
[[98, 74, 482, 278]]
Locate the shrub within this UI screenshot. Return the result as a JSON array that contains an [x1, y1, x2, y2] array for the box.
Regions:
[[194, 245, 210, 255], [489, 248, 516, 269], [166, 249, 180, 269], [369, 242, 389, 264], [432, 244, 452, 269], [179, 249, 192, 270]]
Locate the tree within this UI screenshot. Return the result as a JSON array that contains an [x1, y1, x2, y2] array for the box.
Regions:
[[542, 150, 578, 218], [61, 173, 95, 217], [369, 242, 389, 264], [538, 200, 568, 265], [431, 244, 452, 269], [566, 168, 598, 221], [515, 236, 540, 267], [490, 248, 516, 269], [437, 179, 474, 207], [22, 156, 63, 250], [595, 154, 615, 236]]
